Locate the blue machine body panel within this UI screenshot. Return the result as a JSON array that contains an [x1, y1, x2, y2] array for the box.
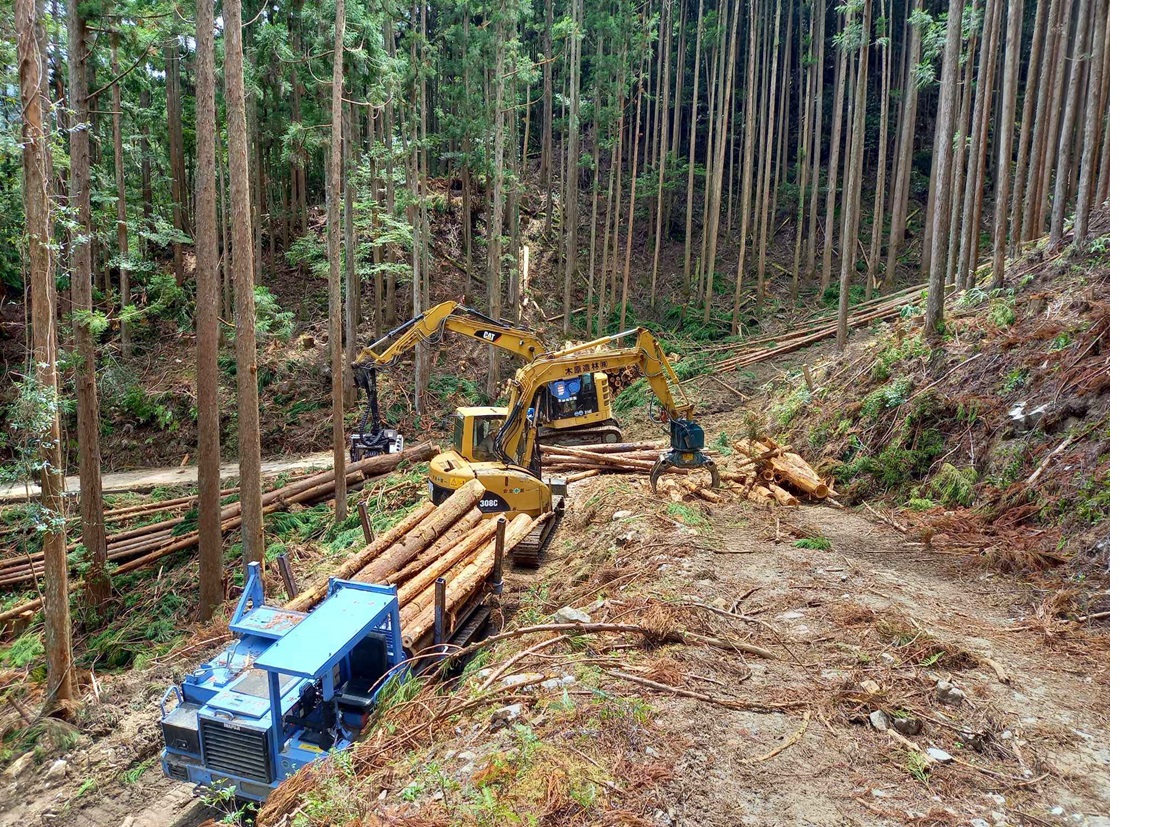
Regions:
[[256, 582, 398, 677], [159, 563, 407, 802]]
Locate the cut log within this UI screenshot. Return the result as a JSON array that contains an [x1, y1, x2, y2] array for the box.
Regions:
[[396, 519, 499, 605], [767, 483, 800, 507], [355, 479, 486, 584], [769, 452, 830, 499], [388, 509, 485, 586], [400, 512, 540, 648], [285, 500, 437, 612]]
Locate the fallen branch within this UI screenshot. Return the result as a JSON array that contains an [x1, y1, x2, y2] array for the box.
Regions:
[[604, 669, 805, 713], [746, 710, 812, 763]]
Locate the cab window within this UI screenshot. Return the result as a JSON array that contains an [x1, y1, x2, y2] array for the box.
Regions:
[[472, 417, 498, 462], [453, 413, 466, 453]]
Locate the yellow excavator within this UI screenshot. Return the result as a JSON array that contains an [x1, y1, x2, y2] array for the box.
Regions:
[[427, 328, 720, 565], [350, 302, 623, 461]]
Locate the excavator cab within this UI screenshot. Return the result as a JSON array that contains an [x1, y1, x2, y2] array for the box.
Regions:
[[538, 372, 622, 444], [452, 407, 509, 463]]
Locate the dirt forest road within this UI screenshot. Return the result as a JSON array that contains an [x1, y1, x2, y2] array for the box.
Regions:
[[627, 498, 1110, 826], [0, 451, 334, 503], [0, 488, 1109, 826]]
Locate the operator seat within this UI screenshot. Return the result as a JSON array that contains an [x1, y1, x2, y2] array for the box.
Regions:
[[337, 635, 388, 711]]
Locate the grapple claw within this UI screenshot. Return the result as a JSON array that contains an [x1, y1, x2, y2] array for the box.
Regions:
[[649, 455, 672, 493]]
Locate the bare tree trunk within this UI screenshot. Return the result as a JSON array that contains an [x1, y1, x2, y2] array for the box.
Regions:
[[194, 0, 223, 620], [703, 0, 739, 323], [487, 0, 507, 397], [1020, 0, 1060, 244], [1008, 0, 1046, 254], [1094, 114, 1109, 208], [620, 77, 645, 331], [768, 0, 793, 244], [990, 0, 1025, 285], [731, 0, 760, 334], [752, 0, 775, 303], [791, 0, 816, 298], [541, 0, 554, 230], [165, 43, 187, 286], [1073, 0, 1108, 247], [820, 15, 849, 294], [111, 35, 131, 351], [803, 0, 827, 283], [327, 0, 348, 523], [649, 0, 673, 306], [884, 2, 921, 291], [217, 131, 232, 323], [384, 18, 398, 327], [866, 0, 894, 299], [224, 0, 265, 566], [1046, 0, 1090, 251], [140, 85, 153, 259], [17, 0, 77, 710], [837, 0, 872, 350], [1029, 0, 1073, 242], [343, 102, 358, 407], [945, 10, 979, 287], [924, 0, 965, 334], [959, 0, 1003, 288], [681, 0, 705, 302], [67, 0, 108, 608], [562, 0, 582, 333]]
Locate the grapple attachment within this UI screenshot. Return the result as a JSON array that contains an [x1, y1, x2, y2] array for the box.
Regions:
[[649, 418, 721, 492], [350, 365, 405, 462]]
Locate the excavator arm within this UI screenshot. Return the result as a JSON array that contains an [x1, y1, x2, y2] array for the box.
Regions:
[[349, 302, 548, 459], [493, 329, 718, 491]]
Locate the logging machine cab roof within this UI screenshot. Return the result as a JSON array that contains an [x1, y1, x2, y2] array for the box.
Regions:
[[452, 406, 507, 463]]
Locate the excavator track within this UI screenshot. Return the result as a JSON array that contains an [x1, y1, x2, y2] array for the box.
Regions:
[[510, 498, 566, 568], [539, 420, 624, 447]]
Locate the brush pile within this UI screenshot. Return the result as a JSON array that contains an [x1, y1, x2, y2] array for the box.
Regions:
[[0, 443, 438, 629]]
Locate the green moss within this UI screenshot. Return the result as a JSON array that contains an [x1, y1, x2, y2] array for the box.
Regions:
[[666, 502, 709, 527], [1000, 368, 1029, 396], [860, 377, 913, 419], [770, 386, 812, 428], [872, 334, 930, 381], [794, 537, 831, 550], [0, 631, 44, 669], [989, 298, 1016, 328], [927, 463, 978, 507]]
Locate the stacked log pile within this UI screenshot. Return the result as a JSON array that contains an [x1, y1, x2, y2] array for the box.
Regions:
[[542, 437, 832, 511], [703, 283, 929, 376], [283, 478, 546, 652], [540, 441, 677, 481], [0, 444, 437, 625], [725, 437, 833, 505]]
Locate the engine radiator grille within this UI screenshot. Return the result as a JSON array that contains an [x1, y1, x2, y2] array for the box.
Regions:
[[201, 718, 273, 783]]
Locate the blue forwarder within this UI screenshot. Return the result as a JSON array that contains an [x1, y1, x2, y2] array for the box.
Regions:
[[160, 562, 415, 802]]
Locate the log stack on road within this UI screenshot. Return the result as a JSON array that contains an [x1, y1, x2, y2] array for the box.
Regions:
[[728, 437, 834, 505], [540, 441, 676, 482], [0, 443, 438, 627], [540, 436, 831, 510]]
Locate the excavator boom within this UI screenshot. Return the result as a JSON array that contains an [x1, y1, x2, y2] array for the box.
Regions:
[[349, 302, 622, 461]]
